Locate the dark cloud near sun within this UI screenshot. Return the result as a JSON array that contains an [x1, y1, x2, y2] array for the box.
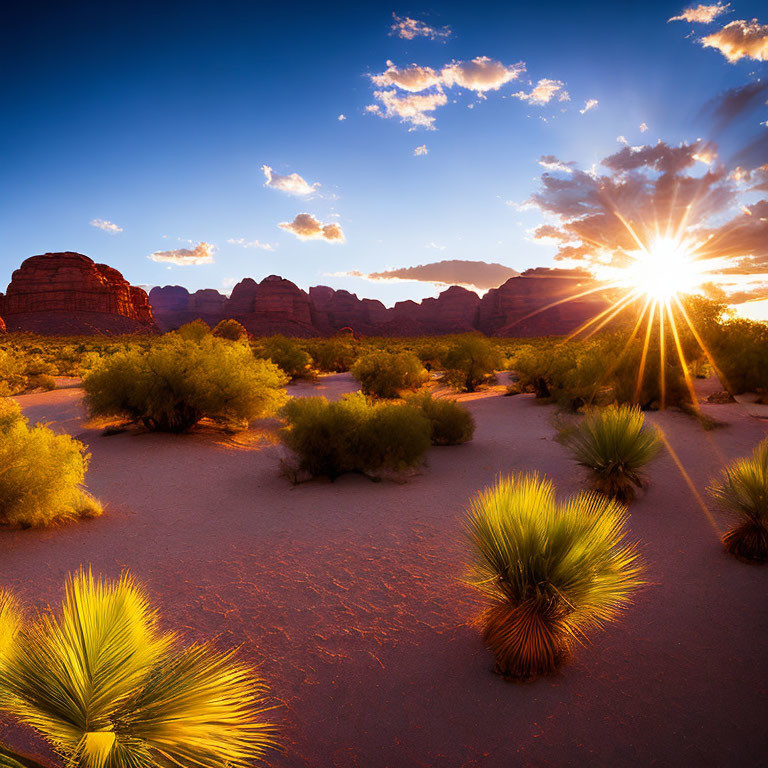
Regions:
[[342, 260, 519, 291]]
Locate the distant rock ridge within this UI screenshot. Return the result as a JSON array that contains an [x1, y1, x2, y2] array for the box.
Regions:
[[0, 252, 158, 335], [149, 267, 612, 337]]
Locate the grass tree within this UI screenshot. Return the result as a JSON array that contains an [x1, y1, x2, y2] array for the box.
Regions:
[[708, 438, 768, 563], [0, 569, 276, 768], [465, 473, 642, 680], [561, 404, 661, 502]]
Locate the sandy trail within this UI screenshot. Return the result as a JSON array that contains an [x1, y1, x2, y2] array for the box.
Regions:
[[1, 375, 767, 767]]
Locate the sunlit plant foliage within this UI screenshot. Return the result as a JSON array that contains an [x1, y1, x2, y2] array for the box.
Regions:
[[441, 335, 503, 393], [0, 569, 276, 768], [0, 399, 102, 528], [351, 351, 428, 398], [405, 392, 475, 445], [255, 335, 314, 381], [83, 335, 287, 432], [212, 318, 249, 341], [708, 438, 768, 563], [465, 473, 642, 679], [561, 404, 661, 502], [280, 393, 430, 479]]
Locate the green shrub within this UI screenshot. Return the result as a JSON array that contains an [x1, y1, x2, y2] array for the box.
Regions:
[[84, 335, 287, 432], [256, 336, 314, 380], [0, 569, 276, 768], [280, 393, 430, 479], [0, 399, 102, 528], [709, 318, 768, 395], [351, 351, 428, 398], [561, 404, 661, 502], [306, 338, 358, 373], [708, 438, 768, 563], [406, 392, 475, 445], [441, 335, 502, 392], [465, 473, 642, 679], [29, 373, 56, 391], [212, 318, 248, 341], [0, 350, 28, 396], [175, 319, 211, 341]]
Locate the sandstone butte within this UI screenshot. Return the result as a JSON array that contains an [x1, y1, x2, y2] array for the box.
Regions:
[[0, 251, 613, 337]]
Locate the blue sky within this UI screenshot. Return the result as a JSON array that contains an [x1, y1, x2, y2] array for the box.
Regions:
[[1, 1, 766, 307]]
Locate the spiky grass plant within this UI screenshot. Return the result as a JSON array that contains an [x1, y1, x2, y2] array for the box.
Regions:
[[708, 438, 768, 563], [562, 404, 661, 502], [466, 473, 642, 680], [0, 569, 276, 768]]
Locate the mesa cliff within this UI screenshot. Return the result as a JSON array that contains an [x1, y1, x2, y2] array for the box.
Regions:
[[0, 252, 158, 334]]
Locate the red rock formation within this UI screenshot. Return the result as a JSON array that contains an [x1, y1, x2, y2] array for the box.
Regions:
[[308, 286, 388, 335], [476, 269, 612, 337], [0, 253, 158, 335], [0, 315, 5, 333], [149, 285, 227, 331]]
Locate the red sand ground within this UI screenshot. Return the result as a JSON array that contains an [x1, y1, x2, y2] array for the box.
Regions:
[[1, 375, 767, 767]]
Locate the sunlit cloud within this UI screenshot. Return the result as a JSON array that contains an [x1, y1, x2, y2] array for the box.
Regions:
[[701, 19, 768, 62], [366, 89, 447, 130], [148, 242, 214, 265], [441, 56, 525, 92], [371, 61, 442, 92], [337, 259, 519, 291], [669, 3, 730, 24], [640, 122, 649, 132], [539, 154, 575, 173], [414, 144, 428, 156], [514, 79, 570, 105], [337, 114, 346, 121], [226, 237, 275, 251], [262, 164, 318, 196], [579, 98, 599, 114], [390, 13, 451, 41], [279, 213, 345, 242], [90, 218, 123, 233]]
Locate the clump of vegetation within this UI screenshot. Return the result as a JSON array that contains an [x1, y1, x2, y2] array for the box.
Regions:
[[441, 335, 503, 393], [280, 393, 431, 480], [0, 399, 102, 528], [351, 351, 428, 398], [307, 337, 358, 373], [175, 319, 212, 341], [212, 318, 249, 341], [0, 569, 276, 768], [708, 438, 768, 563], [465, 473, 642, 680], [709, 318, 768, 396], [561, 404, 661, 502], [84, 335, 287, 432], [256, 335, 314, 381], [0, 349, 28, 396], [406, 392, 475, 445]]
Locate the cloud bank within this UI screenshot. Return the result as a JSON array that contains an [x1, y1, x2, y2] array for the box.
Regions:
[[279, 213, 345, 242], [149, 242, 214, 265]]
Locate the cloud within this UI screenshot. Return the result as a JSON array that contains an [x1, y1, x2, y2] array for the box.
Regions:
[[279, 213, 345, 242], [226, 237, 275, 251], [367, 89, 448, 129], [90, 218, 123, 234], [579, 99, 599, 114], [513, 79, 570, 105], [390, 13, 451, 41], [262, 165, 318, 196], [371, 61, 442, 92], [539, 154, 575, 173], [340, 259, 519, 291], [148, 242, 214, 265], [414, 144, 428, 156], [702, 19, 768, 62], [706, 80, 768, 133], [669, 3, 730, 24], [441, 56, 525, 92], [337, 114, 346, 121], [640, 122, 649, 132]]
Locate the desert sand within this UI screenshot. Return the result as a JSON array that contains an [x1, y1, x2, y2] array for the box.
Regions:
[[1, 375, 766, 767]]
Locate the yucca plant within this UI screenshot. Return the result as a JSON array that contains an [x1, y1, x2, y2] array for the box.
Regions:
[[561, 404, 661, 502], [0, 569, 276, 767], [708, 438, 768, 563], [466, 473, 642, 680]]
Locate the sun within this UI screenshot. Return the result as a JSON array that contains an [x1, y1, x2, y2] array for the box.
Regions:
[[624, 236, 702, 303]]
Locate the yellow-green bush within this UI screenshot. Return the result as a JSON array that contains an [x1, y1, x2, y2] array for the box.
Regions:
[[0, 569, 276, 767], [255, 335, 314, 380], [441, 335, 503, 392], [0, 350, 28, 396], [212, 318, 249, 341], [406, 392, 475, 445], [0, 399, 101, 528], [306, 337, 358, 373], [84, 335, 287, 432], [351, 351, 428, 398], [280, 393, 430, 479]]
